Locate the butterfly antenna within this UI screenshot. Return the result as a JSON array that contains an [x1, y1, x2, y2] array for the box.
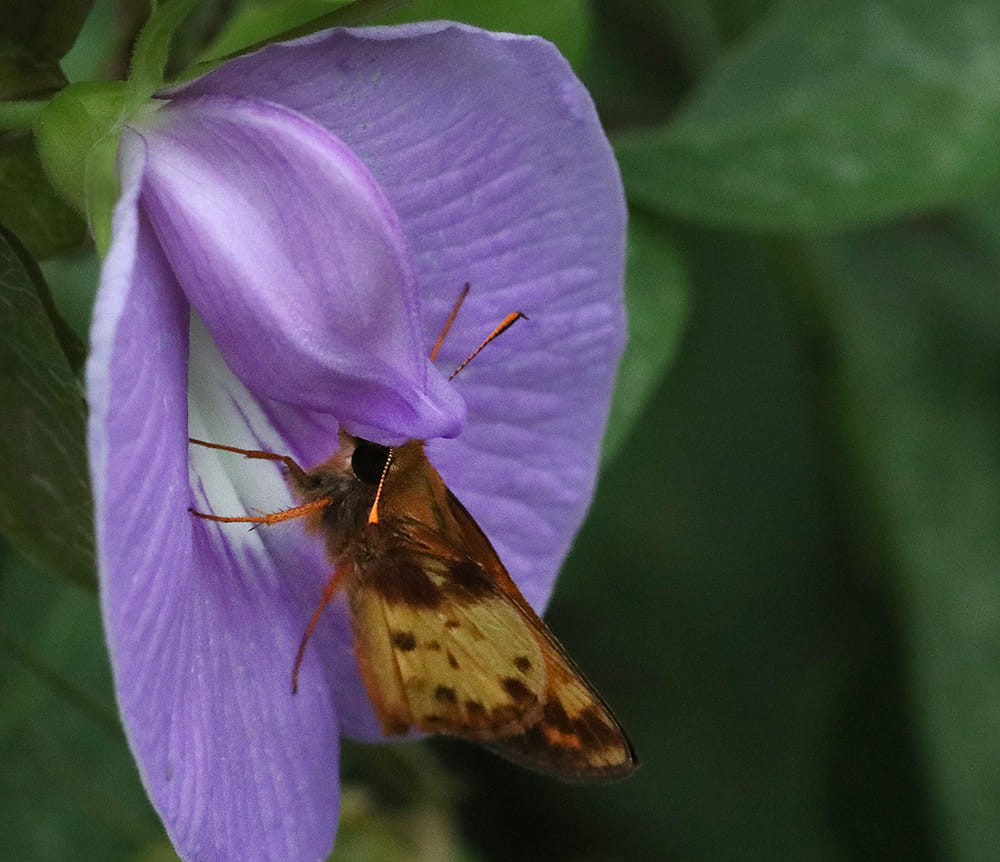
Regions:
[[429, 283, 470, 362], [448, 311, 527, 381]]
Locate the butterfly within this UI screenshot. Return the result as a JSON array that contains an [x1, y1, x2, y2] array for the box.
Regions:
[[189, 288, 637, 781]]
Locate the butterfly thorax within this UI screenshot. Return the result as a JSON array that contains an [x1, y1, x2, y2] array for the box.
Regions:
[[285, 435, 455, 566]]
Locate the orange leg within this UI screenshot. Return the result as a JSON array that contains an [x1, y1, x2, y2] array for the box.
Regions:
[[291, 567, 347, 694], [187, 437, 329, 524], [188, 497, 332, 526], [188, 437, 311, 484]]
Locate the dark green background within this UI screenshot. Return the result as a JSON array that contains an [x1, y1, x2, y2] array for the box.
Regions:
[[3, 0, 999, 859]]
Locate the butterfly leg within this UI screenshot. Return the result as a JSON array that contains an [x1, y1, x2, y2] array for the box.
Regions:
[[188, 497, 332, 525], [292, 567, 348, 694], [188, 437, 311, 484], [187, 438, 332, 524]]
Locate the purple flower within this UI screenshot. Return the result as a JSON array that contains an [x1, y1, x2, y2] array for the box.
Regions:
[[88, 22, 625, 861]]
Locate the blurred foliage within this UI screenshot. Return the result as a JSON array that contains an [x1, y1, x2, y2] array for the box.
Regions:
[[0, 228, 93, 587], [2, 0, 1000, 860], [0, 0, 92, 100]]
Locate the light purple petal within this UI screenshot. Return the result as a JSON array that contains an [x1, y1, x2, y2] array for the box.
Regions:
[[170, 23, 627, 610], [91, 26, 626, 861], [132, 95, 464, 445], [89, 136, 342, 861], [186, 314, 387, 743]]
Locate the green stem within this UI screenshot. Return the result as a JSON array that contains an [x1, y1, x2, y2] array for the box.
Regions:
[[0, 100, 48, 131]]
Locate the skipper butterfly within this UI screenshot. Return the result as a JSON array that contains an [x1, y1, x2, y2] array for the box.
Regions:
[[189, 288, 637, 781]]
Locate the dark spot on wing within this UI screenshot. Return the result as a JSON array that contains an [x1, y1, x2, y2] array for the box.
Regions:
[[445, 559, 495, 599], [466, 701, 486, 719], [444, 619, 460, 630], [434, 685, 457, 704], [576, 706, 623, 747], [368, 558, 441, 608], [514, 656, 532, 673], [446, 651, 460, 669], [425, 640, 441, 651], [502, 677, 537, 706], [487, 700, 637, 778], [391, 631, 417, 651], [543, 698, 575, 735]]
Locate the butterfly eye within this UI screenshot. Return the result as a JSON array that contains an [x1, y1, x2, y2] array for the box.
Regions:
[[351, 439, 391, 485]]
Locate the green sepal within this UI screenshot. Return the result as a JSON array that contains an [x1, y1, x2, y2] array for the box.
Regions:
[[33, 81, 128, 255]]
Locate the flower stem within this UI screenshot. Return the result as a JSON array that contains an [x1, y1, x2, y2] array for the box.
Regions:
[[0, 100, 48, 131]]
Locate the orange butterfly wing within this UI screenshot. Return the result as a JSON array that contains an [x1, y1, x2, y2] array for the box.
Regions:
[[345, 488, 637, 781]]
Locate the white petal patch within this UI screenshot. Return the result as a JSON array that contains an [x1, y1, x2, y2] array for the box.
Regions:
[[187, 312, 297, 574]]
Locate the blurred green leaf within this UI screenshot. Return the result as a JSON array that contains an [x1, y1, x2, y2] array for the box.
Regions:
[[0, 0, 93, 99], [448, 231, 928, 862], [618, 0, 1000, 231], [198, 0, 409, 62], [332, 743, 474, 862], [0, 133, 87, 259], [603, 210, 688, 459], [582, 0, 681, 131], [0, 545, 161, 859], [808, 214, 1000, 862], [59, 0, 116, 83], [128, 0, 202, 99], [0, 227, 94, 588], [39, 247, 99, 343]]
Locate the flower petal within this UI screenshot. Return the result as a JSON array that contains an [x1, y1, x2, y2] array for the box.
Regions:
[[169, 24, 626, 610], [89, 135, 342, 861], [186, 312, 387, 743], [133, 95, 464, 445]]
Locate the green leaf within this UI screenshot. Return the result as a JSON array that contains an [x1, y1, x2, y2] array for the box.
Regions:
[[0, 132, 87, 259], [580, 0, 680, 131], [808, 213, 1000, 862], [603, 210, 688, 459], [0, 0, 93, 99], [476, 231, 880, 861], [0, 227, 94, 588], [617, 0, 1000, 231], [0, 547, 162, 858], [128, 0, 202, 99], [198, 0, 403, 63]]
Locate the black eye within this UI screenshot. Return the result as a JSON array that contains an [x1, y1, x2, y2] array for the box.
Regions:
[[351, 439, 390, 485]]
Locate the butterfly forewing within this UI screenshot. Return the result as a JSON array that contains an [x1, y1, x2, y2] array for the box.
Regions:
[[441, 487, 637, 780], [486, 646, 638, 780], [348, 549, 547, 740]]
